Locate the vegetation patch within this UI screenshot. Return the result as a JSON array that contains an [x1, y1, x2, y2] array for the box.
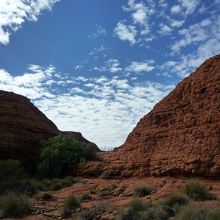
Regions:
[[174, 204, 208, 220], [208, 208, 220, 220], [162, 192, 189, 215], [61, 196, 81, 218], [38, 134, 86, 178], [0, 192, 31, 218], [133, 185, 154, 197], [182, 180, 215, 201]]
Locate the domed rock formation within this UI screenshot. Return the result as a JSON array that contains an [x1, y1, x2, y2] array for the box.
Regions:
[[0, 91, 100, 170], [0, 91, 59, 169], [100, 54, 220, 177]]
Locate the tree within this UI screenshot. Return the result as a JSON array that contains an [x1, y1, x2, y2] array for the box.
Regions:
[[37, 134, 85, 178]]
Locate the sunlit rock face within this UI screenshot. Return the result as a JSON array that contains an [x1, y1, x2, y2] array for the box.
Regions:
[[101, 54, 220, 177]]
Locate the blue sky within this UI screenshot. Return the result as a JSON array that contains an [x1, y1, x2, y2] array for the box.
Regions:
[[0, 0, 220, 150]]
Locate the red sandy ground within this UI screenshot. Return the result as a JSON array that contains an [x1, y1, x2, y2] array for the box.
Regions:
[[18, 177, 220, 220]]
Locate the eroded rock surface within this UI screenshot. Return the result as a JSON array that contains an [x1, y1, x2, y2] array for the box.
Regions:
[[100, 54, 220, 177]]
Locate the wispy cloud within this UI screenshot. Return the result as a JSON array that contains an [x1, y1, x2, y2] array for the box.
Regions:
[[171, 18, 213, 53], [126, 61, 155, 73], [89, 25, 107, 40], [92, 59, 155, 74], [0, 0, 59, 45], [114, 21, 137, 45], [0, 65, 173, 149]]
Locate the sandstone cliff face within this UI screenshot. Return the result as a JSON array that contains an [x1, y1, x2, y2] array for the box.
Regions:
[[101, 54, 220, 177], [0, 91, 59, 168]]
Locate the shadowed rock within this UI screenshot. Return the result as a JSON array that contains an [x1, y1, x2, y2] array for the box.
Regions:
[[0, 91, 59, 169], [0, 91, 100, 170]]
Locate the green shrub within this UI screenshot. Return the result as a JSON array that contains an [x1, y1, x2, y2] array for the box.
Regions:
[[138, 204, 170, 220], [163, 192, 189, 212], [133, 186, 154, 197], [0, 192, 31, 218], [118, 199, 151, 220], [38, 134, 85, 178], [182, 180, 214, 201], [208, 208, 220, 220], [61, 196, 81, 218], [174, 204, 208, 220]]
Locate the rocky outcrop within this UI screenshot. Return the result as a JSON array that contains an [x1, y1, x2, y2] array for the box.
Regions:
[[0, 91, 100, 170], [0, 91, 59, 169], [100, 54, 220, 177]]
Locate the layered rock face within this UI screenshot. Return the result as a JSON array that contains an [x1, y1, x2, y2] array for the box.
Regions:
[[0, 91, 59, 168], [103, 54, 220, 177]]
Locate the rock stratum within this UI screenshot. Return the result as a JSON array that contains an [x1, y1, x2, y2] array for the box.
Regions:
[[0, 91, 99, 169], [97, 54, 220, 177]]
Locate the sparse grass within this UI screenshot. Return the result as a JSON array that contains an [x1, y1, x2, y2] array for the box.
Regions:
[[0, 192, 31, 218], [92, 201, 111, 218], [139, 203, 170, 220], [174, 204, 208, 220], [182, 180, 214, 201], [118, 199, 151, 220], [98, 189, 112, 197], [61, 196, 81, 218], [163, 192, 189, 213], [208, 208, 220, 220], [133, 185, 154, 197], [100, 170, 111, 179]]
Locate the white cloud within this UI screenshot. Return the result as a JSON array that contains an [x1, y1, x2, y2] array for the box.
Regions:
[[171, 16, 220, 53], [159, 23, 172, 35], [170, 5, 181, 14], [126, 61, 154, 73], [0, 65, 172, 150], [179, 0, 199, 15], [114, 21, 137, 45], [0, 65, 56, 99], [0, 0, 59, 45], [162, 37, 220, 78]]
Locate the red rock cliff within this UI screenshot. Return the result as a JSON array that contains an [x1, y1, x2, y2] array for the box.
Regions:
[[101, 54, 220, 177]]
